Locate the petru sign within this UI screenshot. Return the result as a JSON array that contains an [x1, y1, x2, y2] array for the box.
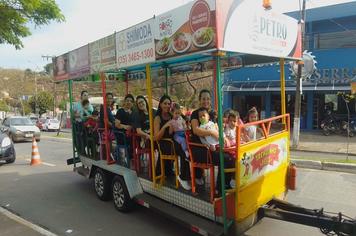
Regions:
[[218, 0, 301, 59]]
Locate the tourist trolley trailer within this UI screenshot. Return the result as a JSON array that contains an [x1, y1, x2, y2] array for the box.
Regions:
[[56, 0, 356, 235]]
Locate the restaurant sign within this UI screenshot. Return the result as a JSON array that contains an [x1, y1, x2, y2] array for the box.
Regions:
[[220, 0, 301, 59], [154, 0, 216, 60], [116, 19, 156, 68]]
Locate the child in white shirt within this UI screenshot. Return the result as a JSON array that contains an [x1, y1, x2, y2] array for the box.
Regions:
[[245, 107, 260, 141], [198, 108, 219, 151]]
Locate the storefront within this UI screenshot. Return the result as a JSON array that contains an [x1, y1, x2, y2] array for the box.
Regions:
[[223, 3, 356, 130], [223, 48, 356, 130]]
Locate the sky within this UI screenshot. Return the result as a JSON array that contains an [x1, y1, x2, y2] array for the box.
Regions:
[[0, 0, 353, 71]]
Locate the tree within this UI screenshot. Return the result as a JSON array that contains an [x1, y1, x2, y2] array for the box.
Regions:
[[0, 99, 9, 112], [0, 0, 64, 49], [28, 91, 54, 116], [58, 98, 68, 111], [43, 63, 53, 75]]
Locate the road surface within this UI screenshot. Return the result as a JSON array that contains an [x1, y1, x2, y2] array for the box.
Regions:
[[0, 137, 355, 236]]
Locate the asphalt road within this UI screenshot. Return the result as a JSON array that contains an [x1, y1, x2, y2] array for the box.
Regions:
[[0, 137, 355, 236]]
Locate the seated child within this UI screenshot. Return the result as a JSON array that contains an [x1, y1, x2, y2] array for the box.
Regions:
[[245, 107, 260, 141], [198, 108, 220, 151], [171, 103, 189, 158], [84, 110, 99, 134], [223, 109, 232, 128], [224, 110, 239, 148]]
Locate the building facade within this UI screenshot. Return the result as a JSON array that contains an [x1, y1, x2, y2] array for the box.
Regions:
[[223, 2, 356, 130]]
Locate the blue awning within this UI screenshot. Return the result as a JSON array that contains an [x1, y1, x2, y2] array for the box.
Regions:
[[223, 80, 351, 92]]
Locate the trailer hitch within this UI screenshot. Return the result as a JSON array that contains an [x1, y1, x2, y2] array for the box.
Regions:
[[258, 199, 356, 236]]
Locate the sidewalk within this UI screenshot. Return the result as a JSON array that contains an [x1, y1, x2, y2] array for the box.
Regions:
[[56, 129, 355, 155], [295, 131, 356, 155], [0, 207, 56, 236]]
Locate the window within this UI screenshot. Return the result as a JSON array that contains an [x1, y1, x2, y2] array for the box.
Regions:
[[325, 94, 338, 111], [314, 30, 356, 49]]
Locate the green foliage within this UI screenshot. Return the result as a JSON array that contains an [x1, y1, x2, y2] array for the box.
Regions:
[[0, 0, 65, 49], [43, 63, 53, 75], [337, 92, 355, 103], [28, 91, 53, 115], [58, 99, 67, 111], [23, 101, 32, 114], [0, 99, 9, 111]]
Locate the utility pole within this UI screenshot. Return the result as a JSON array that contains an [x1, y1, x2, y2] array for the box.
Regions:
[[41, 55, 56, 116], [292, 0, 306, 148]]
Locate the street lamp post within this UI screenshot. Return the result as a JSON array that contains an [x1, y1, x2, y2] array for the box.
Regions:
[[292, 0, 306, 148]]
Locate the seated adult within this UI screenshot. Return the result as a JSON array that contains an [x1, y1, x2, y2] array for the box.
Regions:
[[99, 92, 116, 159], [153, 95, 191, 190], [114, 94, 135, 145], [190, 89, 235, 195], [134, 95, 151, 142], [99, 92, 115, 129]]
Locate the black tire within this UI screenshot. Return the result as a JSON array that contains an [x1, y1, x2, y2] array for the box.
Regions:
[[112, 176, 133, 212], [6, 157, 15, 164], [93, 168, 111, 201], [9, 134, 16, 143], [322, 126, 330, 136]]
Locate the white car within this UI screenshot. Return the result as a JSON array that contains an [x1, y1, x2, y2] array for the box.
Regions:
[[2, 116, 41, 142], [43, 119, 60, 131]]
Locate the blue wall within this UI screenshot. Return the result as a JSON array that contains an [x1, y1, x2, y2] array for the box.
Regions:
[[226, 48, 356, 83], [308, 16, 356, 34]]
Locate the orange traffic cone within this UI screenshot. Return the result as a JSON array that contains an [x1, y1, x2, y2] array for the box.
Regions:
[[30, 137, 41, 165]]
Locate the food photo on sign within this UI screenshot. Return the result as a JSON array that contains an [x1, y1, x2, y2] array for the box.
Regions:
[[154, 0, 216, 60]]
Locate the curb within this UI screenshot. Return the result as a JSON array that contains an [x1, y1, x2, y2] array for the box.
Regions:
[[0, 206, 57, 236], [292, 159, 356, 174], [291, 148, 356, 157]]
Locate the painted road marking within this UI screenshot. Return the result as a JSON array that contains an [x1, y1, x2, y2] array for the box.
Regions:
[[25, 159, 56, 167], [0, 206, 57, 236]]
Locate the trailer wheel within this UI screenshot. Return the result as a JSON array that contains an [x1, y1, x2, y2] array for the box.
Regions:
[[94, 168, 111, 201], [112, 176, 133, 212]]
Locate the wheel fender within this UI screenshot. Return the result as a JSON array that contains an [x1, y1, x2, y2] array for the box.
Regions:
[[89, 164, 143, 199], [113, 166, 143, 199]]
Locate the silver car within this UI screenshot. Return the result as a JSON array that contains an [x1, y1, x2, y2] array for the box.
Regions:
[[2, 116, 41, 142]]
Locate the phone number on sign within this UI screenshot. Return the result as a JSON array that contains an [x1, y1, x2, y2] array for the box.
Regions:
[[118, 48, 154, 66]]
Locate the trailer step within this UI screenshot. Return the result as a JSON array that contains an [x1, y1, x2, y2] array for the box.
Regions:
[[74, 166, 90, 178], [135, 193, 224, 236], [67, 157, 81, 165]]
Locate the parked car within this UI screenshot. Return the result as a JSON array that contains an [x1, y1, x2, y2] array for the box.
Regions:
[[43, 119, 60, 132], [29, 116, 38, 125], [2, 116, 41, 142], [0, 127, 16, 164]]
